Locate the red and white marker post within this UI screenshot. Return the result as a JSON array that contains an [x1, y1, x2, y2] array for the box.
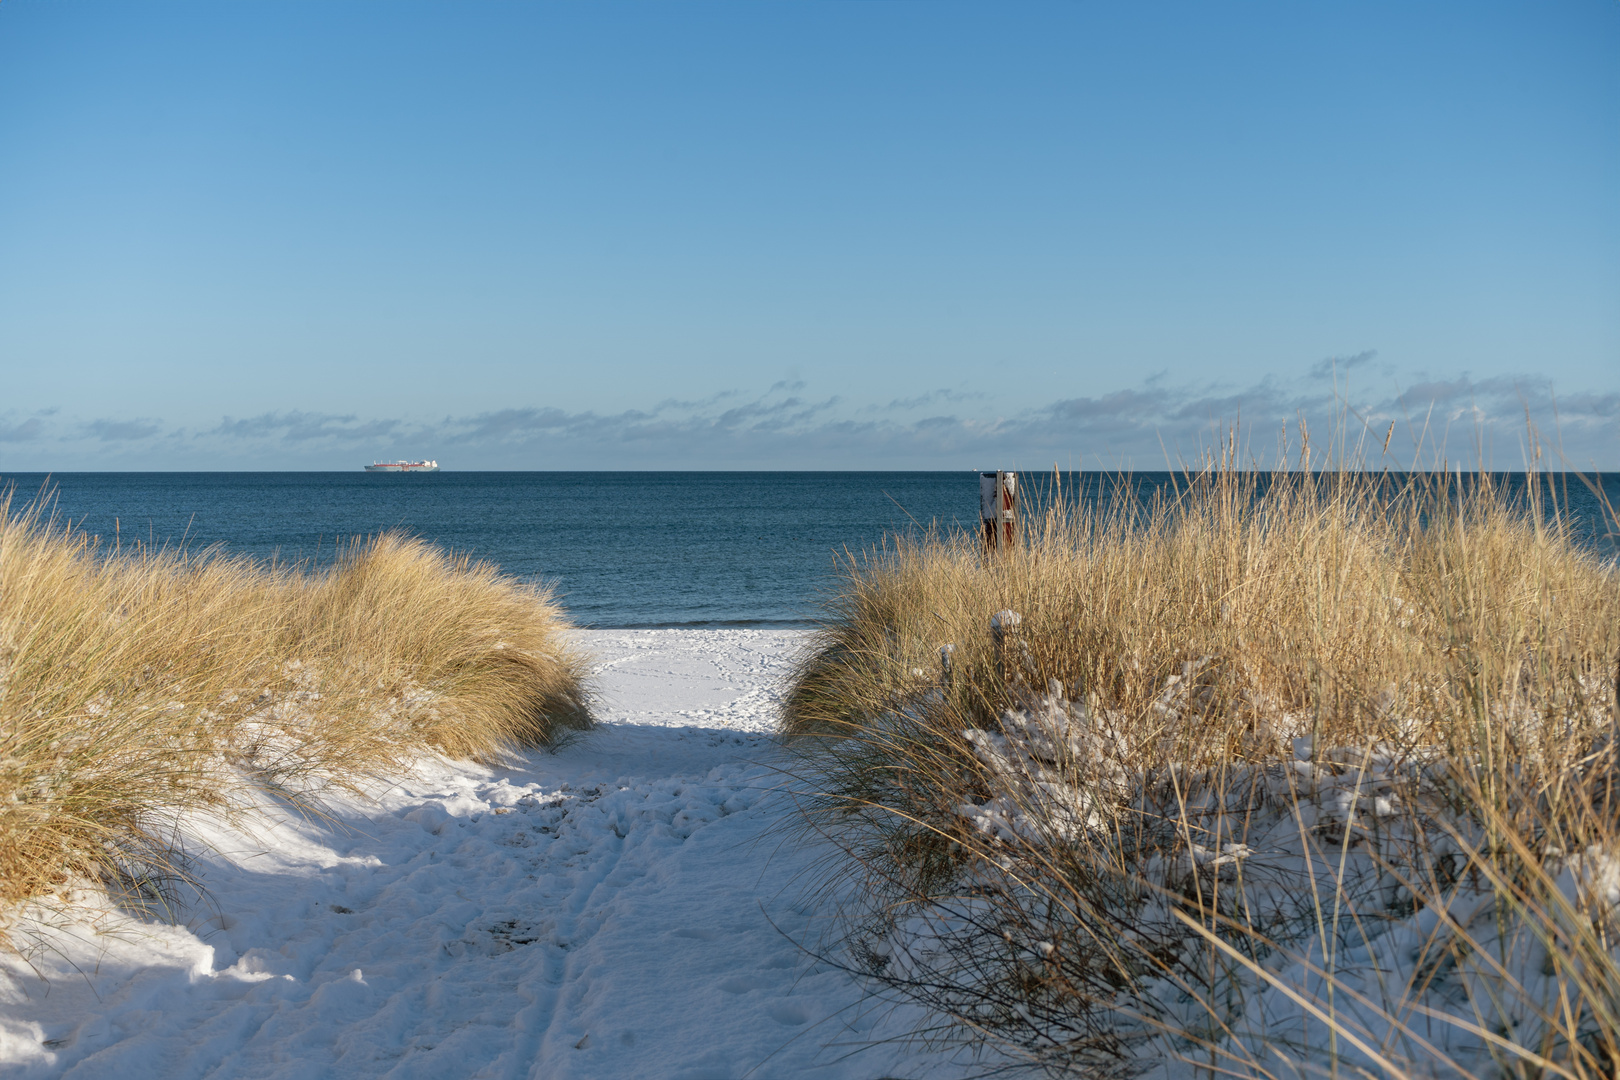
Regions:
[[979, 471, 1018, 553]]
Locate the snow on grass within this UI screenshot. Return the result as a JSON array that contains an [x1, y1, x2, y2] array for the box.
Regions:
[[844, 685, 1620, 1078], [0, 630, 970, 1080]]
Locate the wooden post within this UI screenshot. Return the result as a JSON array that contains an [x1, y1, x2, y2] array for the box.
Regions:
[[979, 471, 1018, 553], [991, 609, 1022, 687]]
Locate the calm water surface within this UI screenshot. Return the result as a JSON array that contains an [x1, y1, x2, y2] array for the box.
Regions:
[[5, 472, 1615, 627]]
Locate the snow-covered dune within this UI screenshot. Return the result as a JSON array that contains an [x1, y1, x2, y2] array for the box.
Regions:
[[0, 630, 960, 1080]]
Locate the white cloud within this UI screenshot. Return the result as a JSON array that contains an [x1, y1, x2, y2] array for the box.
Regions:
[[4, 372, 1615, 471]]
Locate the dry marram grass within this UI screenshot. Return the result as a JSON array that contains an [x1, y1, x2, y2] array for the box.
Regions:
[[786, 466, 1620, 1078], [0, 492, 591, 915]]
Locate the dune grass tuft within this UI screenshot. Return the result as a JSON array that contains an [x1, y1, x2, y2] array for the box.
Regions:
[[0, 490, 591, 917], [785, 462, 1620, 1077]]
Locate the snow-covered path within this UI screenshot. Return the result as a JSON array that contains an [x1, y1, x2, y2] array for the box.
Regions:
[[1, 630, 957, 1080]]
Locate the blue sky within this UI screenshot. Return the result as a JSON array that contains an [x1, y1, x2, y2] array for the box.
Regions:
[[1, 2, 1616, 471]]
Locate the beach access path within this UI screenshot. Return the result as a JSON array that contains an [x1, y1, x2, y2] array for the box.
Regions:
[[1, 630, 972, 1080]]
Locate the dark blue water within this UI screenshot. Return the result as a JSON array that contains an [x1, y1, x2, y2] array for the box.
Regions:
[[4, 472, 1615, 627]]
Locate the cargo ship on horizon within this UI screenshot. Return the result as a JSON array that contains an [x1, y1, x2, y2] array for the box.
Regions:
[[364, 460, 440, 473]]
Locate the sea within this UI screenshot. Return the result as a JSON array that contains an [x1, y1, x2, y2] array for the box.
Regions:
[[4, 471, 1617, 628]]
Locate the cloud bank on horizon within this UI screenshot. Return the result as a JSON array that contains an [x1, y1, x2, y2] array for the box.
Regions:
[[4, 365, 1615, 473]]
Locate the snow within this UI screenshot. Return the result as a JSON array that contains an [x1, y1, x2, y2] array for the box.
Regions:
[[20, 629, 1602, 1079], [0, 630, 964, 1080], [880, 683, 1620, 1079]]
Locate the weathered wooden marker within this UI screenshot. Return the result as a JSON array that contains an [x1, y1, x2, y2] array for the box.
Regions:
[[979, 471, 1018, 552], [990, 609, 1021, 685]]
